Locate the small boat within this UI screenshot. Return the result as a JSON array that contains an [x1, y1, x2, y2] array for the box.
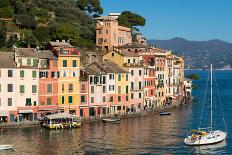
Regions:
[[102, 118, 120, 123], [0, 145, 13, 150], [160, 111, 171, 116]]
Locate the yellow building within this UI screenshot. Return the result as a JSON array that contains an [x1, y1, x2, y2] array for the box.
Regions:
[[48, 41, 80, 115]]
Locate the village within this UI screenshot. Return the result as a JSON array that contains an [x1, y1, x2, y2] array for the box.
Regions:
[[0, 13, 192, 125]]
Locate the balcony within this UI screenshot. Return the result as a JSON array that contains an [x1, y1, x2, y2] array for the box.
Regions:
[[59, 48, 80, 56]]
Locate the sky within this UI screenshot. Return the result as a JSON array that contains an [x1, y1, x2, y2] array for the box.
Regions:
[[101, 0, 232, 43]]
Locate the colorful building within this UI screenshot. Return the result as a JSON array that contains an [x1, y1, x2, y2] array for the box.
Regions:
[[95, 13, 132, 50], [48, 41, 81, 115]]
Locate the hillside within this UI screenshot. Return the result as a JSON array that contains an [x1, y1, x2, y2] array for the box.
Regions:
[[148, 37, 232, 69], [0, 0, 103, 49]]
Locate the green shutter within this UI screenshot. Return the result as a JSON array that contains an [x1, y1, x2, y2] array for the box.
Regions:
[[126, 95, 129, 101], [20, 85, 25, 93], [81, 96, 85, 102], [27, 59, 31, 65], [32, 71, 37, 78], [47, 84, 52, 93], [68, 96, 73, 103], [20, 70, 24, 78], [47, 98, 51, 105], [126, 85, 128, 94], [33, 59, 37, 67], [32, 85, 37, 93], [126, 74, 128, 81], [62, 96, 64, 104], [63, 60, 67, 67]]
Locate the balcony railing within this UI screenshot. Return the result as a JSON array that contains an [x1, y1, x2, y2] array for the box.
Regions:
[[123, 62, 144, 67]]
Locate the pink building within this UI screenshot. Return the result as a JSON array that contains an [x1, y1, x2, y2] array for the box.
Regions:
[[95, 14, 132, 50]]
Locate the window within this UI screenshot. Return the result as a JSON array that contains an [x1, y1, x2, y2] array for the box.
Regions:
[[91, 97, 94, 103], [131, 82, 134, 90], [62, 84, 64, 92], [128, 59, 130, 64], [69, 83, 73, 92], [133, 59, 136, 63], [103, 86, 106, 93], [47, 98, 51, 105], [63, 71, 67, 77], [103, 96, 106, 102], [91, 86, 94, 93], [126, 86, 128, 94], [131, 70, 134, 76], [109, 74, 114, 80], [118, 74, 121, 81], [139, 82, 142, 89], [63, 60, 67, 67], [39, 72, 48, 78], [0, 84, 1, 92], [8, 84, 13, 92], [8, 70, 13, 77], [90, 76, 93, 84], [18, 59, 22, 66], [126, 74, 128, 81], [139, 93, 142, 98], [72, 71, 77, 77], [81, 96, 85, 102], [32, 71, 37, 78], [8, 98, 12, 106], [112, 53, 114, 56], [26, 98, 31, 106], [106, 30, 108, 34], [32, 85, 37, 93], [34, 101, 37, 106], [72, 60, 77, 67], [62, 96, 64, 104], [20, 70, 24, 78], [68, 96, 73, 103], [118, 86, 121, 94], [131, 93, 134, 99], [139, 70, 142, 76], [53, 60, 57, 67], [33, 59, 37, 67], [118, 96, 121, 102], [110, 96, 113, 102], [126, 95, 129, 101], [20, 85, 25, 93], [27, 59, 31, 65], [47, 84, 52, 93], [102, 76, 106, 84], [81, 84, 85, 91]]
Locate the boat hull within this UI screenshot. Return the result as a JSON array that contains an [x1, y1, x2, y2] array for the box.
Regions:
[[102, 118, 120, 123], [160, 112, 171, 115], [0, 145, 13, 150], [184, 130, 227, 146]]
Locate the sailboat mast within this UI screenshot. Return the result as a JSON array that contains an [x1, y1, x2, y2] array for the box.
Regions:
[[210, 64, 213, 130]]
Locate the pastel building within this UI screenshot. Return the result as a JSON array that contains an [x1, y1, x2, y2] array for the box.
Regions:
[[48, 41, 80, 115], [79, 69, 89, 117], [165, 52, 174, 104], [95, 13, 132, 50], [0, 52, 18, 122], [104, 50, 144, 111]]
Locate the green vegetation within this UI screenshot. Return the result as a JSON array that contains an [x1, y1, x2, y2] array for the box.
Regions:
[[186, 74, 199, 80], [118, 11, 146, 33], [0, 0, 145, 51]]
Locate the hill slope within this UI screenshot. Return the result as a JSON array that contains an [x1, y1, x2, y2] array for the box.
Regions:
[[148, 37, 232, 69]]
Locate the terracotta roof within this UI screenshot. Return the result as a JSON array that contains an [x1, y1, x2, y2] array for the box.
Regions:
[[119, 42, 149, 49], [84, 60, 128, 75], [120, 50, 139, 57], [15, 48, 56, 59], [49, 41, 73, 47], [0, 52, 16, 68]]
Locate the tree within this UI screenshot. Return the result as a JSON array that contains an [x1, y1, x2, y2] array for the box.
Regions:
[[52, 23, 79, 45], [20, 29, 38, 48], [0, 30, 6, 48], [34, 26, 50, 49], [76, 0, 103, 17], [118, 11, 146, 33]]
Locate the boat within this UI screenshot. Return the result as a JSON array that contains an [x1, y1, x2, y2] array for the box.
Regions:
[[184, 64, 227, 146], [160, 111, 171, 116], [102, 118, 120, 123], [41, 113, 81, 129], [0, 145, 13, 150]]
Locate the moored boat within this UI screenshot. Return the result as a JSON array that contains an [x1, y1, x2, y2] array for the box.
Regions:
[[102, 118, 120, 123], [160, 111, 171, 116], [0, 145, 13, 150], [41, 113, 81, 129]]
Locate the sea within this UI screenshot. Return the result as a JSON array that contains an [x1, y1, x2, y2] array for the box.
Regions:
[[0, 70, 232, 155]]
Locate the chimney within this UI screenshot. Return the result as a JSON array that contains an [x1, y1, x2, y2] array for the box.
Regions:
[[62, 40, 65, 43]]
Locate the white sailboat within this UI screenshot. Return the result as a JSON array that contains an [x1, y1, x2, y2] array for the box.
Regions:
[[184, 64, 227, 146]]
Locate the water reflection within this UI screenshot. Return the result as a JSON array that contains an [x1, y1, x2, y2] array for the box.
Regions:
[[193, 140, 227, 154]]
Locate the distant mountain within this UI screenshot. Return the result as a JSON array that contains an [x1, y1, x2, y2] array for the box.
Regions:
[[148, 37, 232, 69]]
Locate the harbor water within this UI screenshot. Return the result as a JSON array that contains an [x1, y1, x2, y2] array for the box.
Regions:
[[0, 70, 232, 155]]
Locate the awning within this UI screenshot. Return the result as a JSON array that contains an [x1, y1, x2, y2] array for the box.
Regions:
[[0, 110, 9, 116], [19, 110, 33, 113]]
